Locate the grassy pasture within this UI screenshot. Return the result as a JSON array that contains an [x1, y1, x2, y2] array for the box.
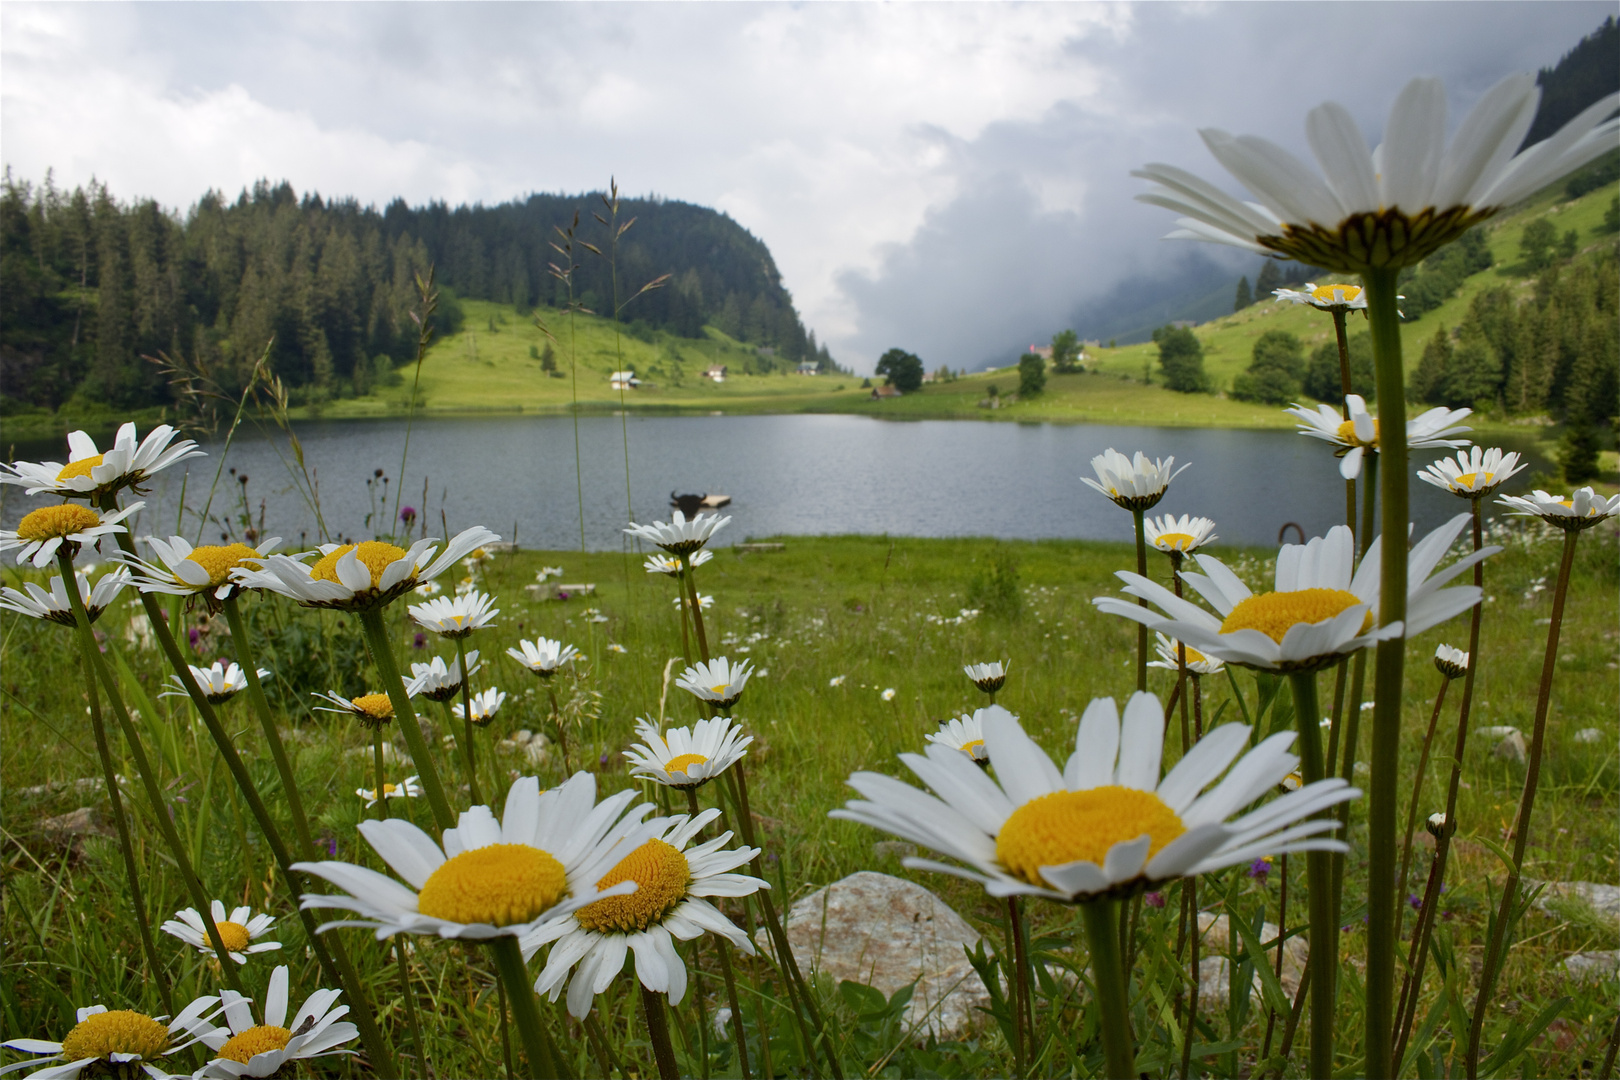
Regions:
[[2, 521, 1615, 1077]]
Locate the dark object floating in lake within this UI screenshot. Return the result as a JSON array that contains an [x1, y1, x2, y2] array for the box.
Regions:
[[670, 492, 732, 516]]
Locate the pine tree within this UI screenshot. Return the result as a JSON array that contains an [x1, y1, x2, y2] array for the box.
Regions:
[[1234, 276, 1253, 311]]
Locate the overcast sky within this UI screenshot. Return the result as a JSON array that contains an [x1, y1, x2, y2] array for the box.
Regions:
[[3, 2, 1611, 372]]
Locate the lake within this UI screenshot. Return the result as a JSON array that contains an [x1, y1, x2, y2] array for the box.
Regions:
[[1, 414, 1551, 551]]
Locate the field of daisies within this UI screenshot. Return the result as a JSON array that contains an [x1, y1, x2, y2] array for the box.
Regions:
[[3, 72, 1620, 1080]]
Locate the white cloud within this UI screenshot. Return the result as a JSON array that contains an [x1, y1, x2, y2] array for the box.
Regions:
[[3, 1, 1611, 372]]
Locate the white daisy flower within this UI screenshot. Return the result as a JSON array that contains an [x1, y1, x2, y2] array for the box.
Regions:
[[1, 502, 143, 569], [835, 698, 1357, 902], [1148, 632, 1227, 676], [1426, 812, 1455, 838], [1273, 282, 1369, 311], [1, 997, 220, 1080], [357, 777, 420, 808], [1081, 449, 1188, 512], [525, 808, 767, 1019], [1418, 446, 1527, 499], [160, 900, 280, 965], [643, 550, 713, 576], [672, 593, 714, 611], [1280, 770, 1305, 793], [625, 716, 753, 789], [160, 662, 269, 705], [536, 566, 565, 581], [292, 774, 650, 942], [228, 526, 498, 612], [1497, 486, 1620, 531], [1095, 516, 1498, 672], [182, 964, 357, 1079], [506, 637, 578, 679], [116, 535, 280, 609], [1287, 395, 1472, 480], [412, 580, 442, 598], [311, 691, 395, 729], [0, 567, 132, 627], [408, 589, 499, 638], [1134, 73, 1620, 271], [605, 643, 626, 655], [1144, 514, 1218, 556], [406, 651, 481, 703], [453, 687, 507, 727], [624, 510, 731, 557], [674, 657, 754, 709], [1433, 645, 1469, 680], [963, 662, 1007, 694], [828, 675, 846, 687], [881, 688, 897, 702], [1, 423, 203, 501], [926, 713, 989, 764]]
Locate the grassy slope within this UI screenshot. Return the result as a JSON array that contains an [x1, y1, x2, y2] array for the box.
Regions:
[[307, 178, 1617, 441]]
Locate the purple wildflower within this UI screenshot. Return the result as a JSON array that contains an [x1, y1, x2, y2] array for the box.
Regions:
[[1145, 891, 1166, 909]]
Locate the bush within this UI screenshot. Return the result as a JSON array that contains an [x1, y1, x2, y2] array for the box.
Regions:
[[1153, 326, 1208, 393], [1398, 227, 1493, 319], [1560, 423, 1602, 484], [1230, 330, 1304, 404], [965, 547, 1022, 619], [1018, 353, 1046, 397], [1304, 332, 1375, 402], [875, 348, 924, 392]]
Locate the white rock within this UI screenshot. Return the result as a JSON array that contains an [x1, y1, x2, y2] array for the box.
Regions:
[[1193, 912, 1309, 1009], [1476, 725, 1521, 739], [1492, 730, 1527, 766], [1528, 880, 1620, 926], [756, 871, 990, 1040], [1562, 950, 1620, 982]]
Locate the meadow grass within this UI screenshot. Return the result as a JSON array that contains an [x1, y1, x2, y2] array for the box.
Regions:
[[2, 524, 1615, 1078]]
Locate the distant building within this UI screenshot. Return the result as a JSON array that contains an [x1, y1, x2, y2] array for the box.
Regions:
[[609, 371, 640, 390], [1028, 344, 1054, 360], [797, 361, 821, 375], [704, 365, 728, 383], [871, 384, 902, 400]]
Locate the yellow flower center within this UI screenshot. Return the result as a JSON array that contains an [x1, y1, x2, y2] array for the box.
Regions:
[[383, 783, 398, 796], [961, 739, 986, 756], [60, 1010, 170, 1062], [1334, 418, 1379, 448], [1184, 646, 1211, 665], [16, 504, 103, 543], [574, 838, 691, 933], [217, 1025, 292, 1064], [1311, 284, 1361, 304], [310, 541, 408, 588], [182, 544, 261, 587], [56, 454, 106, 482], [996, 787, 1185, 888], [1221, 588, 1367, 644], [1454, 471, 1494, 490], [416, 843, 568, 926], [1154, 532, 1197, 551], [214, 920, 251, 953], [664, 752, 709, 776], [350, 693, 394, 721]]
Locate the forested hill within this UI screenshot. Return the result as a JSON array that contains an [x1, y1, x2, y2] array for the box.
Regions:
[[0, 177, 829, 416]]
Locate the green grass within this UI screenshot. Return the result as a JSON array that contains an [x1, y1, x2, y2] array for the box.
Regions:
[[3, 523, 1615, 1077]]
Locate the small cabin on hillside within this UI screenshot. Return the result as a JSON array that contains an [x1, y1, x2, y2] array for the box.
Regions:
[[704, 365, 728, 383], [797, 361, 820, 375], [609, 371, 640, 390], [870, 384, 902, 400]]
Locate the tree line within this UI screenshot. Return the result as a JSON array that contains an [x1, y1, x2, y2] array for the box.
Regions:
[[1, 175, 833, 417]]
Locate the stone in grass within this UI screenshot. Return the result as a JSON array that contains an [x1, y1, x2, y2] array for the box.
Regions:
[[1526, 880, 1620, 927], [757, 870, 990, 1040], [1193, 912, 1308, 1010], [1572, 728, 1606, 744], [1492, 730, 1528, 766], [1562, 950, 1620, 982], [38, 807, 113, 842]]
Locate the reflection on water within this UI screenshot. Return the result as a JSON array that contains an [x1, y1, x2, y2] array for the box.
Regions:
[[0, 414, 1550, 551]]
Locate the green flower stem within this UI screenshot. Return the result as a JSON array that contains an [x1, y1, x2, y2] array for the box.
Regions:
[[1180, 875, 1199, 1080], [453, 635, 484, 806], [728, 763, 844, 1080], [221, 596, 317, 847], [547, 685, 572, 776], [1260, 851, 1289, 1061], [1287, 668, 1335, 1080], [689, 787, 752, 1079], [77, 643, 173, 1015], [1465, 525, 1581, 1078], [1393, 830, 1450, 1072], [1393, 672, 1451, 946], [1328, 454, 1375, 909], [675, 565, 694, 665], [1080, 898, 1137, 1079], [1005, 897, 1029, 1078], [1394, 498, 1487, 1059], [57, 547, 244, 993], [358, 607, 456, 833], [1333, 307, 1360, 546], [1362, 262, 1408, 1080], [489, 934, 570, 1080], [103, 537, 397, 1077], [685, 566, 712, 662], [376, 729, 431, 1077], [640, 983, 680, 1080], [1132, 508, 1148, 692], [496, 978, 516, 1080]]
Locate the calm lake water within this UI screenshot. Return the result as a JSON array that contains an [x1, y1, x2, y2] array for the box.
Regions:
[[1, 414, 1550, 551]]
